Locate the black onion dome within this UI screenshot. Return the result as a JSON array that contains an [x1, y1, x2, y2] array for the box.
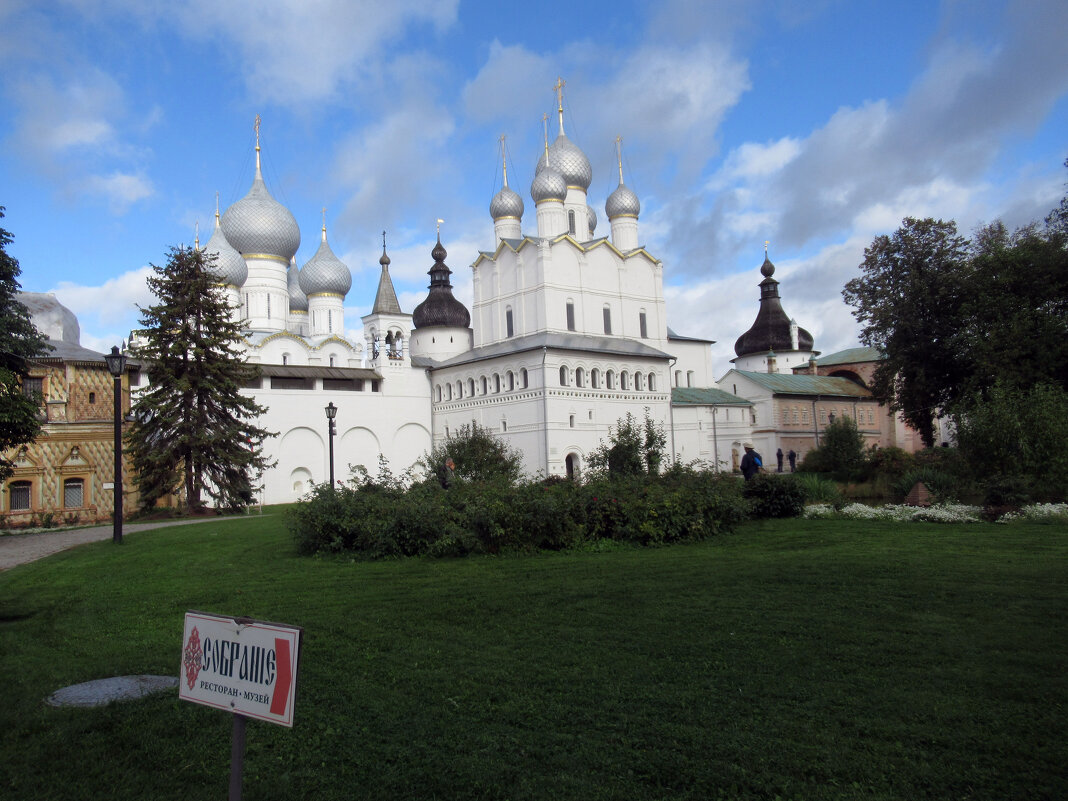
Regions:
[[412, 236, 470, 329], [733, 255, 814, 357]]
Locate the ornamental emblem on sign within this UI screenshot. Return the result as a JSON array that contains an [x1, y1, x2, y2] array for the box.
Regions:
[[183, 626, 202, 690]]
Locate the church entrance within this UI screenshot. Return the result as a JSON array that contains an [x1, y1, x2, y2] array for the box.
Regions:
[[565, 453, 580, 480]]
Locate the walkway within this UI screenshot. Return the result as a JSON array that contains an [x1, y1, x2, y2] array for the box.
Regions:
[[0, 516, 248, 571]]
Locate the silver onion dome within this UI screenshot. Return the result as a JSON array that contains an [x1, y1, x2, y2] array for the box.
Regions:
[[220, 167, 301, 262], [202, 218, 248, 287], [606, 182, 641, 219], [535, 133, 593, 190], [586, 204, 597, 235], [287, 260, 308, 311], [531, 165, 567, 203], [299, 228, 352, 296], [490, 184, 524, 220]]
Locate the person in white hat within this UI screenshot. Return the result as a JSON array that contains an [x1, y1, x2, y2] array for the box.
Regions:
[[740, 442, 763, 481]]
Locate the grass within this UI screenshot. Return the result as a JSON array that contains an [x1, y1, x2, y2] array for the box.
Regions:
[[1, 515, 1066, 800]]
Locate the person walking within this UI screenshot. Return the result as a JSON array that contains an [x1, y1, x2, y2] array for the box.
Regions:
[[776, 448, 784, 473], [788, 449, 797, 472], [740, 442, 763, 481]]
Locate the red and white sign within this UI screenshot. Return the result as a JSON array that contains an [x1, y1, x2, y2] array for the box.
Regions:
[[179, 611, 302, 727]]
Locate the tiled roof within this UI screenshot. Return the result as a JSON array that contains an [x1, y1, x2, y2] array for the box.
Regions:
[[816, 347, 883, 366], [734, 370, 871, 398], [672, 387, 752, 406]]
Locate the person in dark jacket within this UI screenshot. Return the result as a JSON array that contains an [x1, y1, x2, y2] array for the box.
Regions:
[[740, 442, 763, 481], [776, 448, 784, 472], [788, 449, 797, 472]]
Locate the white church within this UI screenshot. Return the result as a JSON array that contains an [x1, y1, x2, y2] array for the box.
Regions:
[[129, 88, 893, 506]]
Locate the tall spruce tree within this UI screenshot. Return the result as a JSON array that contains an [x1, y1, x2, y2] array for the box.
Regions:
[[128, 246, 274, 511], [0, 207, 49, 481]]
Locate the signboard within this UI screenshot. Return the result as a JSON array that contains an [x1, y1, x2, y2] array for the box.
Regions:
[[179, 611, 301, 727]]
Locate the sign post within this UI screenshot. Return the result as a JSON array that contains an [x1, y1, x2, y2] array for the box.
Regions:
[[180, 612, 302, 799]]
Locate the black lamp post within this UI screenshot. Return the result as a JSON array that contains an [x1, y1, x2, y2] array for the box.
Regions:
[[325, 402, 337, 488], [104, 346, 127, 544]]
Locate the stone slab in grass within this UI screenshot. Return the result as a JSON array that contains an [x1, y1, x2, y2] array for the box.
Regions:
[[47, 675, 178, 708]]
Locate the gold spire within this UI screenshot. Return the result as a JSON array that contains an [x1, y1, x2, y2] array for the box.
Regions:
[[321, 206, 327, 241], [254, 114, 261, 172], [616, 135, 624, 184], [194, 221, 200, 250], [542, 113, 550, 165], [765, 240, 769, 255], [499, 134, 509, 187], [214, 191, 220, 223], [553, 76, 566, 135]]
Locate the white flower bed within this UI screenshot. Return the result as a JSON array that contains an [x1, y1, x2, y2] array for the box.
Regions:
[[996, 503, 1068, 524], [803, 503, 983, 523]]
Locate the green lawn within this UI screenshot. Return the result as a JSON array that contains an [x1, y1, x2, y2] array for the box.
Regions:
[[1, 515, 1065, 800]]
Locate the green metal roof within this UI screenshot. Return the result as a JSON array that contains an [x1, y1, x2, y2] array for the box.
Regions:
[[672, 387, 752, 406], [816, 347, 883, 366], [734, 370, 872, 398]]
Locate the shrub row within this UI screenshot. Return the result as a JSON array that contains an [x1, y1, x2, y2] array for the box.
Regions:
[[289, 467, 772, 559]]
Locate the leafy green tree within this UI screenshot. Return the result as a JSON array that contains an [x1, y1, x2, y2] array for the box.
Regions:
[[0, 208, 49, 481], [127, 246, 274, 512], [588, 409, 667, 477], [420, 423, 524, 486], [843, 217, 970, 447], [953, 382, 1068, 502]]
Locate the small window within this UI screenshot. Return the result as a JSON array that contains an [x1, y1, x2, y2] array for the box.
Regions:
[[569, 414, 575, 428], [568, 209, 576, 235], [674, 370, 682, 387], [506, 308, 514, 338], [9, 481, 31, 511], [467, 378, 475, 397], [576, 367, 585, 388], [63, 478, 84, 509], [603, 306, 612, 335], [507, 372, 515, 391], [606, 370, 615, 390], [329, 355, 336, 367], [648, 372, 656, 392], [520, 368, 528, 389], [129, 371, 141, 387], [621, 371, 630, 391], [436, 385, 442, 402], [89, 392, 96, 404], [282, 353, 289, 366], [494, 374, 501, 393], [481, 376, 488, 395], [501, 420, 508, 433], [446, 384, 453, 401], [566, 301, 575, 331], [639, 311, 648, 339], [591, 369, 600, 389], [328, 309, 333, 333], [635, 373, 644, 391], [21, 377, 43, 399], [687, 371, 694, 387], [559, 366, 569, 387]]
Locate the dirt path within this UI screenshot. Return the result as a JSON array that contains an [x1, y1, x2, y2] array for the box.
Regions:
[[0, 517, 249, 571]]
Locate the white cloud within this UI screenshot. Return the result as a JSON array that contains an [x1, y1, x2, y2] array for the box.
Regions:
[[176, 0, 459, 106], [49, 266, 154, 349], [84, 171, 154, 214]]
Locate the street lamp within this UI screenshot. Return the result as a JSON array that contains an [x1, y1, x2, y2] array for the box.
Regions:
[[325, 402, 337, 488], [104, 345, 127, 544]]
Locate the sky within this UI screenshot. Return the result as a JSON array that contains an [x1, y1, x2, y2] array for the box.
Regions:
[[1, 0, 1066, 375]]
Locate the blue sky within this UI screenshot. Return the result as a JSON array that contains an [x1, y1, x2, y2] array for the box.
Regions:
[[2, 0, 1065, 373]]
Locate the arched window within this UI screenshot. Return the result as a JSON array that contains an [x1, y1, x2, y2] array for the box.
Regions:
[[648, 372, 656, 391], [506, 307, 514, 338], [520, 368, 528, 389], [9, 480, 31, 511], [639, 310, 648, 338], [687, 371, 695, 387], [602, 305, 612, 335], [569, 414, 575, 428], [329, 355, 336, 367], [635, 372, 644, 391], [566, 300, 575, 331], [446, 384, 453, 401], [568, 209, 576, 235], [559, 365, 569, 386], [467, 378, 475, 397], [576, 367, 585, 388], [282, 353, 289, 366], [481, 376, 488, 395], [606, 370, 615, 390], [456, 381, 463, 399], [674, 370, 682, 387], [435, 385, 442, 403], [507, 371, 515, 391], [63, 478, 84, 509], [591, 368, 600, 389], [494, 374, 501, 393]]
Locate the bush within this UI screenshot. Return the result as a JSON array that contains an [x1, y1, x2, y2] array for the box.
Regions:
[[794, 472, 844, 506], [289, 465, 750, 558], [587, 410, 667, 477], [742, 474, 806, 518], [893, 466, 961, 504], [419, 423, 525, 487]]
